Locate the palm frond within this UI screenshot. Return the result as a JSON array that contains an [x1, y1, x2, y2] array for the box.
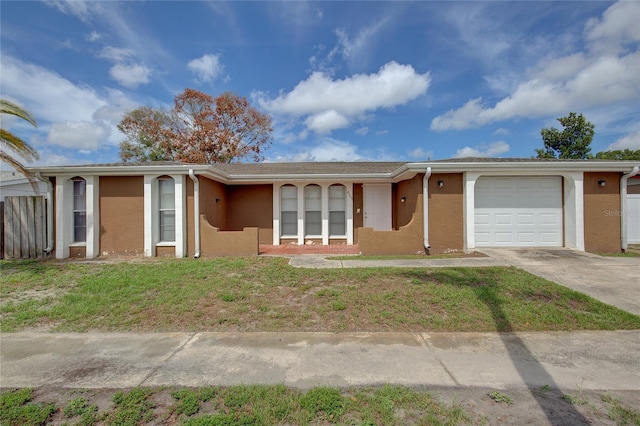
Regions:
[[0, 152, 41, 194], [0, 99, 37, 127], [1, 129, 40, 161]]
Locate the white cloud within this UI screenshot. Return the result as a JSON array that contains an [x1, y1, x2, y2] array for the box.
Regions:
[[355, 127, 369, 136], [454, 141, 510, 158], [188, 54, 224, 83], [585, 0, 640, 55], [1, 56, 136, 152], [87, 31, 102, 42], [108, 63, 151, 88], [98, 46, 134, 62], [493, 128, 510, 136], [48, 0, 92, 21], [47, 121, 111, 150], [259, 61, 430, 134], [431, 1, 640, 132], [304, 110, 350, 134], [409, 147, 434, 160], [98, 46, 152, 88], [606, 131, 640, 151], [276, 139, 364, 162]]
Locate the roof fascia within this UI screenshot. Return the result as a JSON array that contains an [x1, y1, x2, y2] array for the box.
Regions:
[[405, 161, 640, 173]]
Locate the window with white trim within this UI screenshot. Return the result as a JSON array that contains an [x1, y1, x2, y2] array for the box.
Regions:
[[158, 177, 176, 242], [329, 184, 346, 237], [305, 185, 322, 237], [280, 185, 297, 237], [72, 178, 86, 243]]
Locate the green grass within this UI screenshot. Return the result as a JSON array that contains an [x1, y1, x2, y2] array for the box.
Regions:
[[0, 385, 469, 426], [2, 257, 639, 332], [0, 388, 55, 426], [597, 251, 640, 257]]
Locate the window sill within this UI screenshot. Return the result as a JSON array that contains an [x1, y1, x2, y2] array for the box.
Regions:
[[156, 242, 176, 247], [69, 242, 86, 247]]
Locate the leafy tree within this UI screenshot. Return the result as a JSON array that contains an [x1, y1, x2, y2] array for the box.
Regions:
[[592, 149, 640, 160], [118, 89, 273, 164], [535, 112, 594, 159], [0, 99, 40, 191]]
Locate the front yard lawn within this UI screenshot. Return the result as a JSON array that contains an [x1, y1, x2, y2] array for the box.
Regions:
[[1, 257, 639, 332]]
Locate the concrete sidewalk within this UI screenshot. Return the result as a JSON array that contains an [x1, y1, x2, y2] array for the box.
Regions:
[[288, 255, 509, 269], [2, 331, 639, 391]]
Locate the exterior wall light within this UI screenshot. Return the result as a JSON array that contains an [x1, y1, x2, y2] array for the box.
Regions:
[[400, 196, 407, 203], [216, 197, 222, 203], [438, 180, 444, 188], [598, 179, 606, 187]]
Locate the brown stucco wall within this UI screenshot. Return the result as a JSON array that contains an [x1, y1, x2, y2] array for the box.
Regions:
[[584, 172, 622, 253], [227, 185, 273, 244], [358, 194, 425, 255], [99, 176, 144, 256], [200, 176, 228, 229], [69, 246, 86, 258], [156, 246, 175, 257], [352, 184, 363, 242], [428, 173, 464, 254], [396, 174, 423, 228], [200, 219, 259, 257]]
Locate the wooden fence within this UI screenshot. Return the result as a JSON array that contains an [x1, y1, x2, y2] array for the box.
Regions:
[[2, 196, 47, 259]]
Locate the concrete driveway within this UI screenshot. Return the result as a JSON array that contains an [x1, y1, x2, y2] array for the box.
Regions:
[[480, 249, 640, 316]]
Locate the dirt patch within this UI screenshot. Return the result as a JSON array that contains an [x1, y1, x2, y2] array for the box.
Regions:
[[11, 385, 638, 425]]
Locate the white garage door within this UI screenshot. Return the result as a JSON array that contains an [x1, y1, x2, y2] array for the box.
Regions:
[[475, 177, 563, 247]]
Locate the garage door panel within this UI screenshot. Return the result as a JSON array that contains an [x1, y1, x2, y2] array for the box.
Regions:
[[475, 177, 562, 247]]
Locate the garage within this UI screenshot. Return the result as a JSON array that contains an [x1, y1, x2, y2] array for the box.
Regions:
[[474, 176, 563, 247]]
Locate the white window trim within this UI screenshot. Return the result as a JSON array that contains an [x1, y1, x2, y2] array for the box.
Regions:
[[144, 174, 186, 257], [55, 175, 99, 259], [273, 182, 353, 246]]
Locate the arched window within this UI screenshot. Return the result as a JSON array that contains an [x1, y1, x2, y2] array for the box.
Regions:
[[72, 177, 86, 243], [305, 184, 322, 237], [329, 184, 346, 237], [280, 185, 298, 237], [158, 177, 175, 242]]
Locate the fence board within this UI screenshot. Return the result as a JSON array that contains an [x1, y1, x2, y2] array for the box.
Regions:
[[35, 198, 44, 258], [2, 196, 46, 259]]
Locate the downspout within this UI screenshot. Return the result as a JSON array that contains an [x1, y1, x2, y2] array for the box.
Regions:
[[188, 169, 201, 258], [423, 167, 432, 253], [621, 166, 640, 251], [35, 173, 54, 254]]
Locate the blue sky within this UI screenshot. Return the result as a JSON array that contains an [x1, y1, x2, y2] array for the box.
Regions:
[[1, 1, 639, 166]]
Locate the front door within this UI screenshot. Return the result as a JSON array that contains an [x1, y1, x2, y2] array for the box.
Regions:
[[363, 184, 392, 230]]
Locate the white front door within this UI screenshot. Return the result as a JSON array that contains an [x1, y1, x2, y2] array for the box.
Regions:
[[363, 184, 392, 231], [474, 176, 563, 247]]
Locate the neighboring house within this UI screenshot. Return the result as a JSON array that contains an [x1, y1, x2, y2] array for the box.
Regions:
[[628, 176, 640, 244], [0, 172, 47, 200], [27, 158, 640, 259]]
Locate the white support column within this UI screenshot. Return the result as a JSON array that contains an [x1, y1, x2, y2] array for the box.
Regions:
[[463, 172, 480, 251], [85, 175, 99, 258], [321, 184, 329, 245], [143, 175, 155, 257], [273, 183, 281, 245], [562, 172, 585, 251], [297, 185, 304, 245], [173, 174, 186, 258], [55, 177, 71, 259], [346, 183, 354, 245]]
